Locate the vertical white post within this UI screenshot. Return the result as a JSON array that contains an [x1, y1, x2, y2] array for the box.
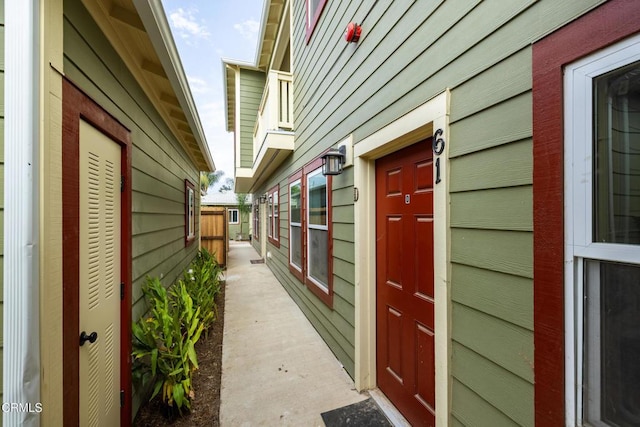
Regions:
[[3, 1, 41, 426]]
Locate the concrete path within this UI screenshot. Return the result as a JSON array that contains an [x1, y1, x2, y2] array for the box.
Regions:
[[219, 241, 367, 426]]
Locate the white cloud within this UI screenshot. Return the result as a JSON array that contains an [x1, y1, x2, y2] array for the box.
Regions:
[[233, 19, 260, 41], [187, 75, 210, 94], [169, 8, 211, 39]]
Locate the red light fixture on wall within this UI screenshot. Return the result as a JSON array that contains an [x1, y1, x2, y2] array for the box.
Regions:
[[344, 22, 361, 43]]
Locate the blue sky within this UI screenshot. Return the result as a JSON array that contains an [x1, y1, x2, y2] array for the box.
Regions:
[[160, 0, 264, 178]]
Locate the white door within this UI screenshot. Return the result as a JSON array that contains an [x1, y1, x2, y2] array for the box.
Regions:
[[78, 119, 122, 426]]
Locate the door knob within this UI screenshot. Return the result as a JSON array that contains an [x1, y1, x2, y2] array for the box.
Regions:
[[79, 331, 98, 346]]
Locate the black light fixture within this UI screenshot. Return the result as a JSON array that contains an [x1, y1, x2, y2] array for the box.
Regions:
[[321, 146, 346, 176], [259, 194, 267, 204]]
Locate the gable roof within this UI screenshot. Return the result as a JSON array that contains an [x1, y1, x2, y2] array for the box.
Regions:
[[81, 0, 215, 172]]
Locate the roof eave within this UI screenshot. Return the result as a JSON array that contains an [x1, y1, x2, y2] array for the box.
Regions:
[[133, 0, 215, 172]]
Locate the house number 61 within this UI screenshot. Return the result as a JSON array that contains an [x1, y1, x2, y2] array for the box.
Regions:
[[433, 128, 445, 184]]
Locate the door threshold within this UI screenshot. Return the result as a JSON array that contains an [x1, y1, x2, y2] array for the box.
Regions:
[[369, 389, 411, 427]]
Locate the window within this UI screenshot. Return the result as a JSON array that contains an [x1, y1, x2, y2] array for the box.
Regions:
[[305, 0, 327, 43], [268, 185, 280, 247], [229, 208, 239, 224], [306, 168, 328, 291], [288, 158, 333, 307], [565, 35, 640, 426], [532, 2, 640, 423], [185, 179, 196, 246], [289, 173, 303, 280], [253, 201, 260, 242]]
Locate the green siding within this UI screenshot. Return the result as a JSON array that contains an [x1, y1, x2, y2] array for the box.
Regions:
[[233, 0, 610, 422], [239, 70, 265, 168], [63, 0, 201, 415], [0, 0, 4, 404], [251, 164, 357, 376]]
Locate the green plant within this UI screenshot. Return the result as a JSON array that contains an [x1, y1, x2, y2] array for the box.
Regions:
[[132, 277, 204, 414], [180, 248, 222, 333]]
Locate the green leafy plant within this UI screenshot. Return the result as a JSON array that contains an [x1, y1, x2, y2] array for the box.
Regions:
[[132, 277, 204, 414], [180, 248, 222, 333]]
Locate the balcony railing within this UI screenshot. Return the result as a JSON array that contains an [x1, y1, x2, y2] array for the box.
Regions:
[[253, 70, 293, 159]]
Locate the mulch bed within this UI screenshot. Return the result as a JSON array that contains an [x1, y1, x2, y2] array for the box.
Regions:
[[133, 282, 226, 426]]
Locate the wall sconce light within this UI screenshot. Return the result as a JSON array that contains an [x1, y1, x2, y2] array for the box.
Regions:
[[259, 194, 267, 204], [321, 146, 346, 176]]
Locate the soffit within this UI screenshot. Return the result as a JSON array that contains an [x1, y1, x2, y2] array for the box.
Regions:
[[80, 0, 215, 172], [257, 0, 286, 70]]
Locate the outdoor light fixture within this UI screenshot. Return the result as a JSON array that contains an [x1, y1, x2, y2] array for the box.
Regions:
[[321, 146, 346, 176], [344, 22, 362, 43], [259, 194, 267, 204]]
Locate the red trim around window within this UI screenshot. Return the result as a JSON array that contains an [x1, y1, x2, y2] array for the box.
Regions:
[[288, 169, 304, 282], [305, 0, 327, 44], [287, 159, 334, 308], [185, 179, 196, 247], [532, 1, 640, 425], [303, 157, 333, 308], [268, 184, 281, 248]]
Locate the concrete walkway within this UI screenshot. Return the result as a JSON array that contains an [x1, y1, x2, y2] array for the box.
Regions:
[[219, 241, 367, 426]]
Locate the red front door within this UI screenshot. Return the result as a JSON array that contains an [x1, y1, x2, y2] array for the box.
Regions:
[[376, 140, 435, 426]]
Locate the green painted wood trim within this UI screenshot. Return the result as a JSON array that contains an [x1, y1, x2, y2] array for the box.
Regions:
[[453, 341, 534, 426], [452, 378, 519, 427], [452, 302, 533, 383], [450, 186, 532, 232], [449, 93, 532, 158], [451, 228, 533, 279], [450, 139, 532, 193], [452, 263, 533, 331], [450, 48, 532, 123]]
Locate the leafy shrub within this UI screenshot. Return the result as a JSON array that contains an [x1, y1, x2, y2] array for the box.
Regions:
[[132, 249, 223, 417], [132, 277, 204, 414], [179, 248, 222, 333]]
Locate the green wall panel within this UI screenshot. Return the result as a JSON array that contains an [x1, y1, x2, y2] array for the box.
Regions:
[[452, 342, 534, 426], [239, 69, 265, 168], [452, 303, 533, 383], [451, 264, 533, 330], [452, 379, 520, 427], [64, 0, 202, 415], [234, 0, 607, 420]]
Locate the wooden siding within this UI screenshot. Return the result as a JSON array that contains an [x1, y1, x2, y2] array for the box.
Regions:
[[63, 0, 201, 413], [251, 162, 357, 376], [0, 0, 4, 402], [283, 0, 607, 424], [239, 69, 265, 168]]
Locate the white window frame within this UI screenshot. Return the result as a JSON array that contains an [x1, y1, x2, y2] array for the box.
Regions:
[[271, 189, 279, 242], [228, 208, 239, 225], [564, 33, 640, 426], [289, 179, 302, 273], [268, 194, 273, 237], [305, 167, 329, 292]]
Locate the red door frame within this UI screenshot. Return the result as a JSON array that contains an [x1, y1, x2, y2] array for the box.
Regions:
[[532, 1, 640, 424], [62, 78, 133, 426]]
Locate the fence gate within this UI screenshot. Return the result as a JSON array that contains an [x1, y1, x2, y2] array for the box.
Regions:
[[200, 206, 227, 267]]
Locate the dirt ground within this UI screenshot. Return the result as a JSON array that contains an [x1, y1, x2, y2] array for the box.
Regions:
[[133, 282, 226, 426]]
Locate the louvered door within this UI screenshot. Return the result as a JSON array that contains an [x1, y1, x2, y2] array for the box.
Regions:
[[78, 119, 121, 426]]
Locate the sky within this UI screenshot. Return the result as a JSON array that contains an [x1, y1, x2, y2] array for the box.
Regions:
[[159, 0, 264, 181]]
